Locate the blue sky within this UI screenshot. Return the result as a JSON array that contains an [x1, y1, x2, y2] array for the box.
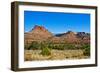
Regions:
[[24, 11, 90, 33]]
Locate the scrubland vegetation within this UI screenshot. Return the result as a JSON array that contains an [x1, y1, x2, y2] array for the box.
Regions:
[[24, 41, 90, 61]]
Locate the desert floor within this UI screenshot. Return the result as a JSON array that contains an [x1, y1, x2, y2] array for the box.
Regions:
[[24, 49, 89, 61]]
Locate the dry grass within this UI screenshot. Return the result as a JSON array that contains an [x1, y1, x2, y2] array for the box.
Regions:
[[24, 49, 89, 61]]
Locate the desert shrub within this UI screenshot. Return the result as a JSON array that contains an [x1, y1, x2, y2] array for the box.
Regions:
[[55, 44, 64, 50], [79, 44, 90, 56], [40, 43, 51, 56], [25, 44, 30, 50], [64, 44, 75, 49], [47, 43, 77, 50], [58, 44, 64, 50], [68, 44, 75, 49], [82, 44, 90, 56], [84, 48, 90, 56], [80, 44, 90, 49], [24, 41, 31, 50], [27, 41, 41, 50], [47, 42, 54, 49], [48, 43, 64, 50], [41, 47, 51, 56]]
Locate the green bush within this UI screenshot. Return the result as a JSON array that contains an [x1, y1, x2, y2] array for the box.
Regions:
[[25, 44, 29, 50], [80, 44, 89, 49], [44, 43, 76, 50], [84, 48, 90, 56], [40, 43, 51, 56], [48, 43, 64, 50], [80, 44, 90, 56], [27, 41, 41, 50], [24, 41, 31, 50], [83, 44, 90, 56], [41, 43, 51, 56], [41, 47, 51, 56], [63, 44, 75, 49], [25, 41, 89, 51]]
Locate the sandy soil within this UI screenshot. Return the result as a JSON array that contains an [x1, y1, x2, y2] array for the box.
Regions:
[[24, 49, 89, 61]]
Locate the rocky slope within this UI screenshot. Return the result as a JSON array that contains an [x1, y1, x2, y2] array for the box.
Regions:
[[25, 25, 53, 43], [25, 25, 90, 44]]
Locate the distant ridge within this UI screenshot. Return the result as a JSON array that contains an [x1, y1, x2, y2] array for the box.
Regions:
[[25, 25, 90, 44]]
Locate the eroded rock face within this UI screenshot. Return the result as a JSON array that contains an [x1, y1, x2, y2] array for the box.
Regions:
[[24, 25, 90, 44], [25, 25, 53, 44], [32, 25, 47, 32], [59, 31, 80, 43]]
